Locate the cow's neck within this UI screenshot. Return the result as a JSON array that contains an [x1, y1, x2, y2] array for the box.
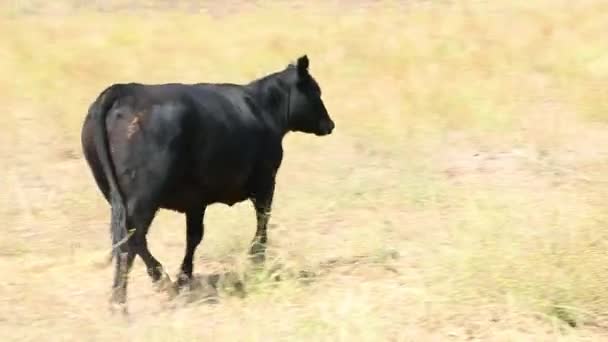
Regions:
[[247, 72, 293, 137]]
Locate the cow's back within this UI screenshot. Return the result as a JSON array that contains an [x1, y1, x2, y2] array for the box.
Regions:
[[83, 82, 280, 213]]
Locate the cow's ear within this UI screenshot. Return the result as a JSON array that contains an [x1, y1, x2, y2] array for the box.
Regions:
[[296, 55, 309, 77]]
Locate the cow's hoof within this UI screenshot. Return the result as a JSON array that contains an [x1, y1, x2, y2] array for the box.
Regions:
[[155, 273, 178, 300], [110, 286, 128, 314], [249, 243, 266, 265], [175, 273, 194, 292], [109, 301, 128, 316], [249, 252, 266, 265]]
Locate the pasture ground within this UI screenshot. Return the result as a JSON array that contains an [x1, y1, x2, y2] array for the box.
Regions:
[[2, 0, 608, 340]]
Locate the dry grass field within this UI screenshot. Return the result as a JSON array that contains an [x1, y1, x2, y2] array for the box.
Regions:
[[2, 0, 608, 340]]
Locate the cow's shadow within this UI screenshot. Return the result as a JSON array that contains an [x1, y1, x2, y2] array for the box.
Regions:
[[174, 271, 246, 304], [175, 252, 400, 305], [173, 261, 309, 304]]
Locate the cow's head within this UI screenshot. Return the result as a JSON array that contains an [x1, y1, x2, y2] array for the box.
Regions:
[[286, 55, 334, 136]]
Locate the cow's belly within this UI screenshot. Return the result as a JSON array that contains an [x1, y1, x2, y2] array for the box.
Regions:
[[160, 167, 254, 212], [201, 170, 253, 205], [205, 186, 250, 206], [160, 187, 249, 212]]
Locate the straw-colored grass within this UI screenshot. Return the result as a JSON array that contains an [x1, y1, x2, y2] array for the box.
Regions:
[[2, 1, 608, 340]]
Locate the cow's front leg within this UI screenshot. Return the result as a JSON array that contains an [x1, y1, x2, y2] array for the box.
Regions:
[[250, 180, 275, 264], [176, 205, 206, 290]]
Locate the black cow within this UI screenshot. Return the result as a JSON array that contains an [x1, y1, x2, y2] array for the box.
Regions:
[[81, 55, 334, 311]]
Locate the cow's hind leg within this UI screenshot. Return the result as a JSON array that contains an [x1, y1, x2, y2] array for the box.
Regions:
[[128, 202, 177, 298], [176, 206, 206, 290]]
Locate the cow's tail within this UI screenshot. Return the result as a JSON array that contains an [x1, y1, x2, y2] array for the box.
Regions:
[[89, 84, 132, 262]]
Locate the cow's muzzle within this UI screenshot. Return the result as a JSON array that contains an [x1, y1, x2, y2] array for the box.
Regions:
[[316, 119, 335, 136]]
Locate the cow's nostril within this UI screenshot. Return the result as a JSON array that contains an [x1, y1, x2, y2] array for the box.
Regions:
[[323, 120, 334, 134], [319, 121, 331, 135]]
